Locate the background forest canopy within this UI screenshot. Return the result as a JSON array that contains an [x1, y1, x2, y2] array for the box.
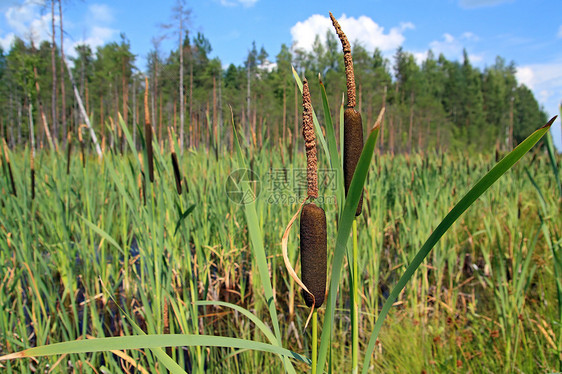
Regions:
[[0, 21, 548, 154]]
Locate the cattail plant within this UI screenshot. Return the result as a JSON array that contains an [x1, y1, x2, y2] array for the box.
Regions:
[[300, 78, 327, 373], [330, 12, 363, 373], [2, 138, 17, 197]]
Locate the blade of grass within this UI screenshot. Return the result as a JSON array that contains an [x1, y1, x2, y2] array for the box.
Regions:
[[0, 335, 311, 364]]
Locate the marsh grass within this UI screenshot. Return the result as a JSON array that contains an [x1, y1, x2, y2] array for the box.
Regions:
[[0, 104, 559, 372]]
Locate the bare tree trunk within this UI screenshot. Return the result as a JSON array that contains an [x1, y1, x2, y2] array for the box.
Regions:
[[58, 0, 67, 145], [27, 95, 35, 153], [17, 100, 22, 145], [213, 75, 218, 151], [32, 60, 55, 151], [246, 59, 251, 142], [282, 84, 286, 148], [189, 62, 193, 148], [389, 112, 394, 156], [218, 70, 223, 151], [293, 81, 298, 158], [509, 96, 514, 149], [159, 94, 163, 149], [132, 77, 137, 148], [179, 21, 184, 151], [408, 91, 414, 154], [51, 0, 58, 144], [379, 86, 387, 153], [64, 58, 103, 159]]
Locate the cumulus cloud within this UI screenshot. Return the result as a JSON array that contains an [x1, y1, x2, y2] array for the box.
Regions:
[[0, 1, 118, 58], [427, 32, 480, 62], [290, 13, 414, 54], [516, 61, 562, 142], [88, 4, 114, 24], [67, 26, 117, 58], [2, 0, 54, 46], [0, 32, 15, 50], [459, 0, 513, 9], [219, 0, 259, 7]]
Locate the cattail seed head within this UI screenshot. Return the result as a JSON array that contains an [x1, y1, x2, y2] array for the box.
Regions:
[[168, 128, 182, 195], [344, 108, 364, 216], [330, 12, 355, 109], [300, 202, 327, 308], [302, 79, 318, 199]]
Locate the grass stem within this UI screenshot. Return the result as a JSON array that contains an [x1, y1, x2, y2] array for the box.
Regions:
[[312, 309, 318, 374], [352, 218, 359, 374]]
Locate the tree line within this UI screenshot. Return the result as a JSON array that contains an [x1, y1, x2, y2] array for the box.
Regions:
[[0, 11, 547, 155]]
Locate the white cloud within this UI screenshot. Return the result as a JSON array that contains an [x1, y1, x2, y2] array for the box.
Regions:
[[0, 32, 15, 50], [558, 25, 562, 38], [67, 25, 117, 59], [516, 60, 562, 149], [0, 0, 117, 59], [427, 32, 479, 62], [459, 0, 513, 9], [2, 0, 54, 45], [290, 14, 414, 54], [515, 66, 534, 88], [219, 0, 258, 7], [88, 4, 114, 24]]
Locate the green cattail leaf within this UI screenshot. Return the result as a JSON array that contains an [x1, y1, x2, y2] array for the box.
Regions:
[[0, 335, 310, 365], [360, 116, 556, 374], [174, 203, 196, 236], [316, 124, 380, 373]]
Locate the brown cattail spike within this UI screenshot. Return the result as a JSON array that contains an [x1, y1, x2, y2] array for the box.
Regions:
[[168, 127, 182, 195], [30, 149, 35, 200], [330, 12, 355, 108], [300, 202, 327, 308], [344, 108, 364, 216], [302, 78, 318, 199]]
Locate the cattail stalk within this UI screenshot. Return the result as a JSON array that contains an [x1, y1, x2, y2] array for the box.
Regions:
[[2, 139, 16, 197], [144, 76, 154, 183]]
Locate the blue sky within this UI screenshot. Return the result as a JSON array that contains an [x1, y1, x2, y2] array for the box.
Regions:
[[1, 0, 561, 150]]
